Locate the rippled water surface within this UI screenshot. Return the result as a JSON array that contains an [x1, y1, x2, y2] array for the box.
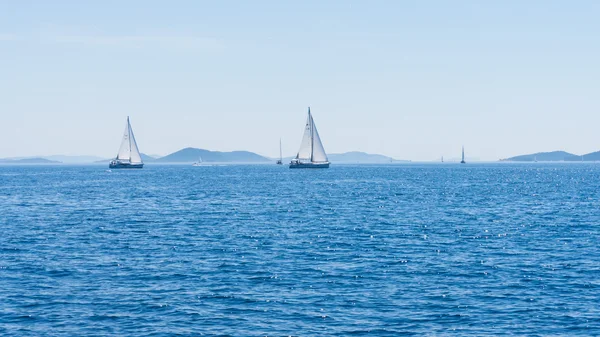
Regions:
[[1, 164, 599, 335]]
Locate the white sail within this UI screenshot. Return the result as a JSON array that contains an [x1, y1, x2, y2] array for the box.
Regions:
[[295, 112, 313, 161], [310, 117, 328, 162], [279, 138, 283, 162], [128, 121, 143, 164], [116, 117, 143, 164], [116, 120, 132, 161]]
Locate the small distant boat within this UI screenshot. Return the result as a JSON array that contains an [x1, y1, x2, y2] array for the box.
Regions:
[[460, 146, 466, 164], [276, 138, 283, 165], [534, 156, 538, 162], [290, 107, 330, 169], [109, 116, 144, 169], [441, 156, 444, 163], [192, 156, 203, 166]]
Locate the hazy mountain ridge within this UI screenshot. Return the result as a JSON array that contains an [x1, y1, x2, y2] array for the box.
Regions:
[[9, 149, 600, 164], [2, 149, 409, 164], [564, 151, 600, 161], [44, 155, 106, 164], [327, 151, 407, 163], [500, 151, 596, 162], [155, 148, 270, 163], [0, 157, 61, 164]]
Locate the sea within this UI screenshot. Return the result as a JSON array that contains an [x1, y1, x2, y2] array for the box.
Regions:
[[1, 163, 599, 336]]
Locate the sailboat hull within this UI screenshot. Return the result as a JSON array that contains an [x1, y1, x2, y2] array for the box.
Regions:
[[109, 162, 144, 169], [289, 162, 329, 169]]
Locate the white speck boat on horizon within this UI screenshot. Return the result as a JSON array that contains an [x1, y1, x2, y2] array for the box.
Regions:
[[192, 156, 203, 166], [276, 138, 283, 165]]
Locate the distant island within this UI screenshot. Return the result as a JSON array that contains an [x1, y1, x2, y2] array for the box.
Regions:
[[501, 150, 600, 162], [326, 151, 408, 163], [0, 149, 407, 164], [0, 157, 61, 164], [97, 148, 406, 164], [49, 155, 108, 164], [155, 148, 270, 163], [6, 149, 600, 164]]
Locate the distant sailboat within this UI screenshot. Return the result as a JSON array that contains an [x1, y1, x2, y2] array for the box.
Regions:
[[192, 156, 203, 166], [290, 107, 330, 169], [460, 146, 466, 164], [276, 138, 283, 165], [109, 117, 144, 169], [441, 156, 444, 163]]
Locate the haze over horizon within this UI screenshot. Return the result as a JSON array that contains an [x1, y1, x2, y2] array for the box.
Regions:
[[1, 1, 600, 161]]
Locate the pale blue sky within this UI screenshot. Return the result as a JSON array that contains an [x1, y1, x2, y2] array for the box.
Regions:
[[1, 0, 599, 160]]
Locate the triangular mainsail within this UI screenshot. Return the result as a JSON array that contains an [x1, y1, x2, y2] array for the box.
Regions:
[[116, 120, 131, 161], [295, 112, 313, 161]]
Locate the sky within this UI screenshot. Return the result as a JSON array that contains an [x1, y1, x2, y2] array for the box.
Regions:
[[1, 0, 599, 161]]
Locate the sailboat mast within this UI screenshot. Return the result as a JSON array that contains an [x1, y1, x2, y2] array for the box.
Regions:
[[309, 107, 314, 162], [279, 138, 282, 161], [127, 117, 132, 160]]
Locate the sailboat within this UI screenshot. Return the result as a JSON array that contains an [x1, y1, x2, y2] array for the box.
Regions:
[[109, 116, 144, 169], [441, 156, 444, 163], [192, 156, 203, 166], [276, 138, 283, 165], [290, 107, 330, 169], [460, 146, 466, 164]]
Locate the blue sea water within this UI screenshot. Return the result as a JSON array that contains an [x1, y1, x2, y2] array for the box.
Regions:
[[1, 163, 599, 336]]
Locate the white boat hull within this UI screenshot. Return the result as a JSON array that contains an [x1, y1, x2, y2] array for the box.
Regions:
[[289, 161, 330, 169], [109, 160, 143, 169]]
